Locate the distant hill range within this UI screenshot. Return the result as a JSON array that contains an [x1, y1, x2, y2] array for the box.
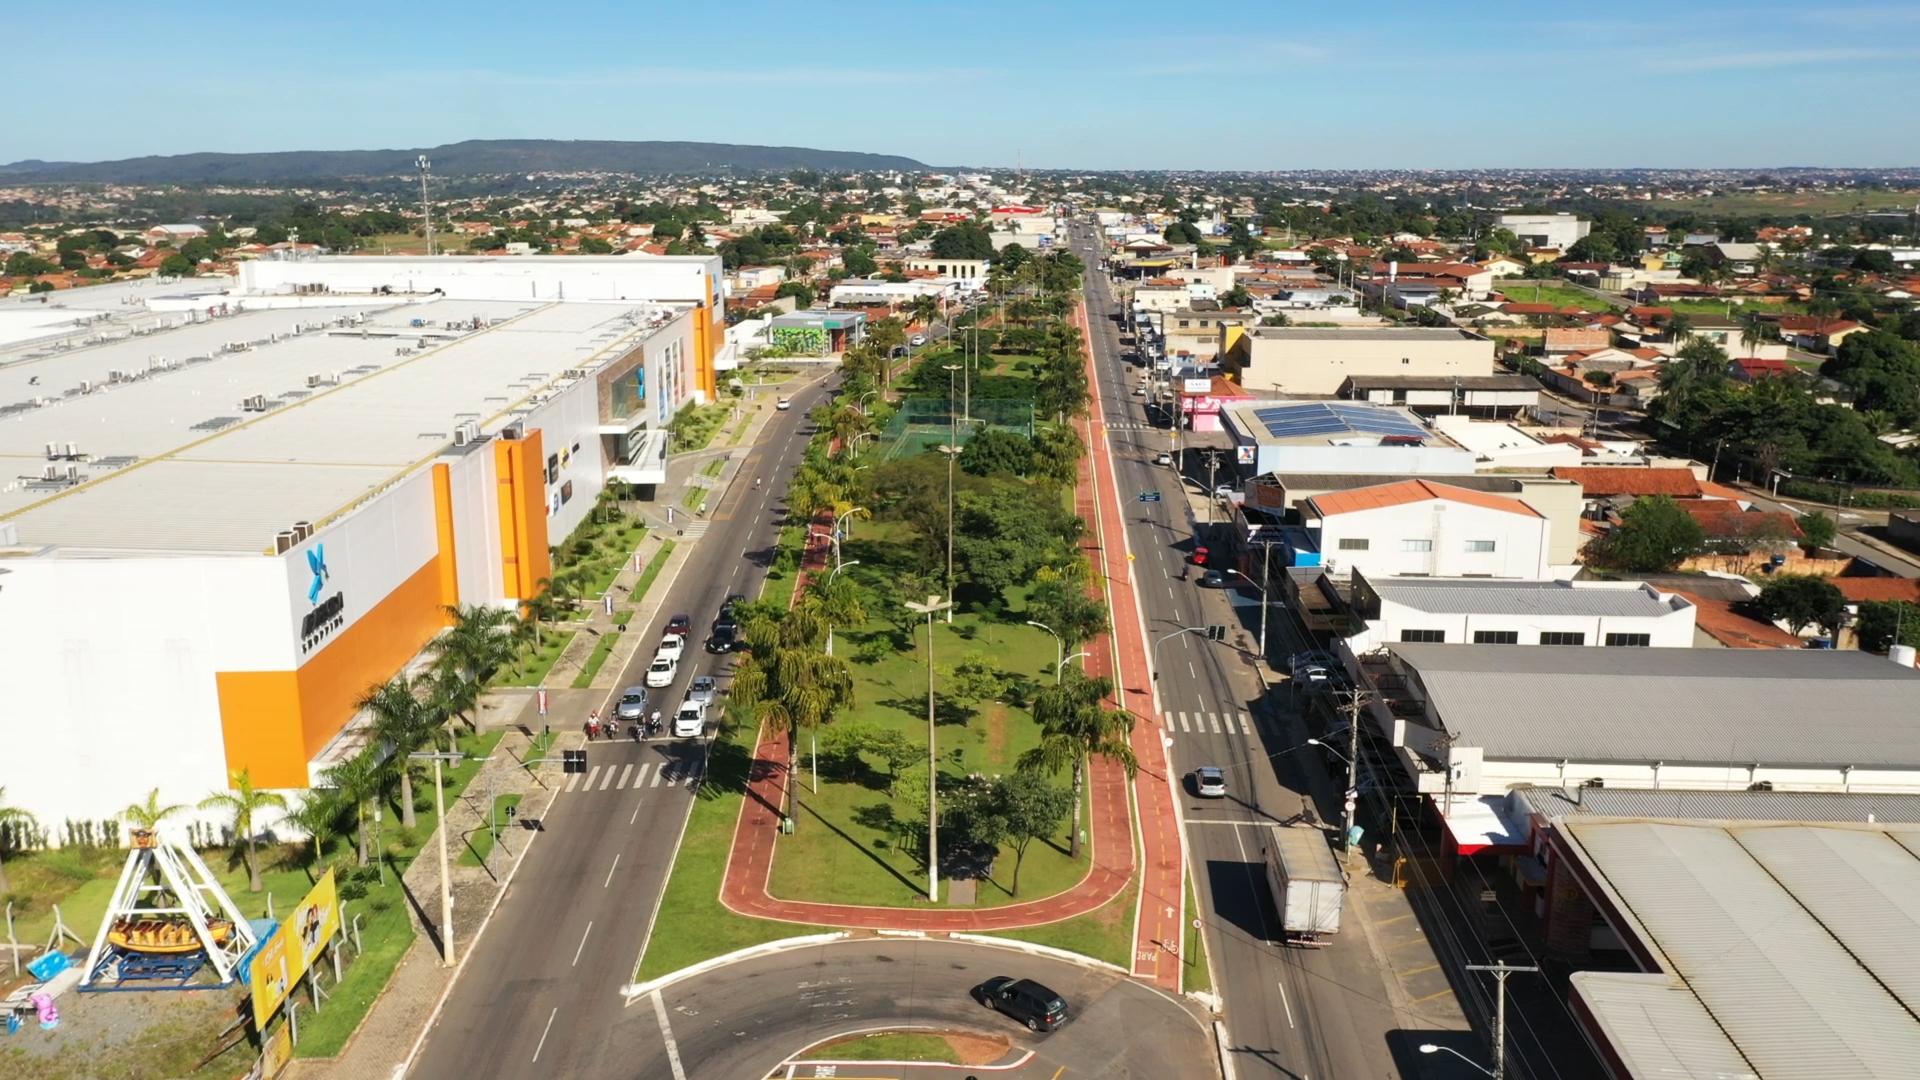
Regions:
[[0, 139, 927, 183]]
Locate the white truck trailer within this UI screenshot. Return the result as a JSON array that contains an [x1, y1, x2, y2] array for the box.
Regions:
[[1262, 823, 1345, 946]]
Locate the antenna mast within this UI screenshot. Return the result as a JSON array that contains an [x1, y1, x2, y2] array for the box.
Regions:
[[417, 155, 435, 257]]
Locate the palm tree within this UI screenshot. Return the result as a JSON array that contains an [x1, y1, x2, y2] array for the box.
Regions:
[[121, 788, 188, 836], [1019, 672, 1137, 860], [280, 791, 344, 874], [0, 788, 37, 897], [521, 585, 565, 649], [907, 294, 940, 335], [431, 605, 517, 695], [198, 769, 288, 893], [322, 752, 382, 868], [358, 677, 438, 830]]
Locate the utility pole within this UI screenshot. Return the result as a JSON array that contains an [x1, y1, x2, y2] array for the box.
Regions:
[[1466, 961, 1539, 1080], [410, 750, 465, 966], [942, 362, 962, 623], [1339, 688, 1370, 858], [416, 156, 434, 258], [1204, 449, 1222, 524], [905, 595, 953, 902]]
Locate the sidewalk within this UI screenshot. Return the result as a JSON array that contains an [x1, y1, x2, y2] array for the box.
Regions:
[[287, 723, 569, 1080], [1073, 299, 1185, 993]]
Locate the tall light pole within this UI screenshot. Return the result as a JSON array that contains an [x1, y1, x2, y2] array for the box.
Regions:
[[416, 156, 434, 258], [834, 505, 868, 545], [942, 361, 963, 625], [823, 560, 861, 658], [1462, 961, 1539, 1080], [410, 749, 465, 965], [904, 594, 953, 902], [1225, 568, 1269, 658]]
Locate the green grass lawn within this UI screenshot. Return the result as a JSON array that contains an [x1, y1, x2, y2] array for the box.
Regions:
[[634, 716, 829, 983], [359, 231, 471, 254], [494, 629, 575, 687], [630, 540, 676, 604], [765, 528, 1090, 909], [701, 457, 727, 478], [994, 878, 1138, 970], [1664, 298, 1807, 317], [808, 1031, 963, 1063], [1639, 188, 1920, 216], [681, 485, 709, 512], [571, 632, 620, 688], [669, 401, 731, 453], [1184, 868, 1210, 994], [1489, 282, 1619, 310], [458, 794, 524, 866]]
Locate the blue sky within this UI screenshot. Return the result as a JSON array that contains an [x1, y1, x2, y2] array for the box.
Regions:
[[9, 2, 1919, 169]]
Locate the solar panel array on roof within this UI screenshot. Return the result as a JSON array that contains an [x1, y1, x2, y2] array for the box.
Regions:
[[1248, 402, 1427, 441]]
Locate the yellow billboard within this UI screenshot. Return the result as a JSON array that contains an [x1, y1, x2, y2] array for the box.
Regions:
[[249, 869, 340, 1025]]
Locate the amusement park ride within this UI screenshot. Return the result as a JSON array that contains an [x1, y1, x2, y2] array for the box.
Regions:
[[79, 827, 260, 990]]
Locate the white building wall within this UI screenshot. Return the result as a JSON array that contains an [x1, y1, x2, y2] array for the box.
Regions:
[[1248, 444, 1478, 478], [445, 445, 505, 609], [522, 374, 609, 549], [281, 469, 439, 663], [0, 555, 292, 830], [1352, 594, 1696, 650], [240, 255, 724, 320], [1314, 501, 1550, 579]]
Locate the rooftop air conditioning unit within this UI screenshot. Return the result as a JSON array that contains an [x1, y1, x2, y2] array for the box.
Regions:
[[79, 380, 92, 394], [308, 373, 323, 388], [501, 422, 524, 441], [44, 442, 56, 460], [66, 464, 79, 481], [293, 521, 312, 542], [42, 464, 58, 481], [275, 530, 296, 554], [65, 442, 78, 459]]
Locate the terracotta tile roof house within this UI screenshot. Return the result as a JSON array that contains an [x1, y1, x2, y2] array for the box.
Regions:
[[1647, 283, 1721, 299], [1672, 590, 1803, 649], [1680, 503, 1802, 542], [1833, 578, 1920, 604], [1307, 478, 1542, 518], [1730, 357, 1796, 381], [1628, 306, 1675, 324], [1552, 466, 1704, 499]]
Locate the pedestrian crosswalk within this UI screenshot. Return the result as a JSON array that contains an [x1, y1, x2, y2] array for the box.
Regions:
[[1164, 710, 1256, 739], [680, 520, 711, 540], [563, 759, 705, 793]]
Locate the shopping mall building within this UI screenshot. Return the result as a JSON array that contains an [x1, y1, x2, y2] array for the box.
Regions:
[[0, 254, 726, 832]]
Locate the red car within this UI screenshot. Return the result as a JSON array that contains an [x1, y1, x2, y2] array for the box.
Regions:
[[665, 614, 692, 638], [1189, 546, 1209, 567]]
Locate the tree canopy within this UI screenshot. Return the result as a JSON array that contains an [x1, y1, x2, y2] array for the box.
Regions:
[[1594, 496, 1706, 572], [930, 224, 994, 260]]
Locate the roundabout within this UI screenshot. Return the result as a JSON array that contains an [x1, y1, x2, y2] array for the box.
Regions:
[[620, 937, 1215, 1079]]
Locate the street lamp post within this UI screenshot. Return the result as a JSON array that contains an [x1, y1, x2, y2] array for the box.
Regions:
[[1225, 568, 1269, 658], [904, 594, 953, 902], [1417, 1044, 1495, 1078], [942, 363, 962, 623], [1025, 620, 1061, 679], [409, 749, 466, 966], [1059, 650, 1090, 680], [822, 560, 861, 658]]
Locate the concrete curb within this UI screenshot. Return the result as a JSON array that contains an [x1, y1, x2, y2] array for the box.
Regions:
[[945, 932, 1129, 977], [622, 932, 851, 999], [1214, 1019, 1238, 1080]]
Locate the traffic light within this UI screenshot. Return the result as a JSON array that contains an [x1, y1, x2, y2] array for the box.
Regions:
[[563, 749, 587, 774], [1206, 625, 1227, 641]]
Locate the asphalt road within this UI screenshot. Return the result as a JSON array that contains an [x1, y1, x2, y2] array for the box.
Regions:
[[409, 372, 841, 1079], [1068, 224, 1449, 1080], [623, 938, 1213, 1080]]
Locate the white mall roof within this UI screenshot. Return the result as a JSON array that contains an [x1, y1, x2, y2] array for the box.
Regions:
[[0, 298, 678, 555]]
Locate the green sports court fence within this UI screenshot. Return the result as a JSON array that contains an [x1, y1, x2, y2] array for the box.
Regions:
[[876, 397, 1036, 460]]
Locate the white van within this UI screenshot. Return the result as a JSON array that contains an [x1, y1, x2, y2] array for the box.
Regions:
[[674, 698, 707, 738]]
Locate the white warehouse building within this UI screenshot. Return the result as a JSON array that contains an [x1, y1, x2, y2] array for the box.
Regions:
[[1342, 572, 1698, 651], [0, 281, 703, 835]]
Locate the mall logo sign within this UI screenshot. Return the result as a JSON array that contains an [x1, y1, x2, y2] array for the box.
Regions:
[[299, 543, 346, 655]]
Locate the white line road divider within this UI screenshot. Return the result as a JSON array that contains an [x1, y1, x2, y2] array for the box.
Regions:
[[622, 932, 851, 1000]]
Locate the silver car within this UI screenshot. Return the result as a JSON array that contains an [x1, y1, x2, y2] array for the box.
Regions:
[[615, 687, 648, 722], [1194, 766, 1227, 798], [689, 675, 718, 707]]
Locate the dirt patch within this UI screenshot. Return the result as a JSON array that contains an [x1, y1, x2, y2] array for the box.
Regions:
[[942, 1030, 1014, 1064], [984, 702, 1009, 765]]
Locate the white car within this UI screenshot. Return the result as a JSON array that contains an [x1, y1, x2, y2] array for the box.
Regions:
[[674, 698, 708, 738], [909, 333, 927, 347], [688, 675, 718, 707], [1154, 453, 1173, 467], [645, 654, 679, 688], [775, 397, 792, 411], [656, 634, 685, 663]]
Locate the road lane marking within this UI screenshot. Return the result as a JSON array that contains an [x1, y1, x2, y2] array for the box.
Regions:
[[1177, 711, 1189, 732], [650, 990, 690, 1080], [572, 921, 594, 967], [530, 1006, 558, 1063], [1211, 713, 1223, 733], [633, 763, 653, 788], [630, 799, 642, 825], [1188, 661, 1197, 679], [651, 765, 665, 787], [1277, 980, 1295, 1028], [617, 763, 634, 788], [582, 765, 600, 790], [1240, 711, 1252, 734], [604, 854, 620, 888], [565, 772, 580, 793], [599, 766, 617, 791]]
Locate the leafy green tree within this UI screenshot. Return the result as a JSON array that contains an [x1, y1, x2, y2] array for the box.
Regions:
[[995, 772, 1072, 896], [1221, 285, 1253, 308], [952, 481, 1082, 606], [579, 236, 614, 254], [1821, 331, 1920, 426], [1026, 562, 1108, 658], [1797, 511, 1837, 553], [5, 252, 55, 277], [160, 253, 194, 277], [842, 247, 877, 277], [931, 224, 994, 260], [198, 769, 288, 893], [320, 752, 381, 868], [776, 281, 814, 308], [359, 677, 441, 829], [1018, 672, 1136, 859], [1854, 601, 1920, 653], [1030, 423, 1083, 487], [280, 791, 344, 871], [1595, 496, 1707, 573], [0, 788, 35, 896], [1756, 574, 1845, 636], [958, 429, 1035, 477]]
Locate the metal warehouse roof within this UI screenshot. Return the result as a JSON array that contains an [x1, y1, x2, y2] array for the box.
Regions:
[[1222, 400, 1430, 444], [1563, 818, 1920, 1079], [1370, 578, 1677, 618], [1516, 785, 1920, 825], [1570, 971, 1758, 1080], [0, 299, 681, 554], [1388, 644, 1920, 767], [1249, 326, 1485, 342]]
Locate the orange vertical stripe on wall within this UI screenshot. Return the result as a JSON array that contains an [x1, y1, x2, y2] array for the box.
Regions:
[[432, 462, 460, 611]]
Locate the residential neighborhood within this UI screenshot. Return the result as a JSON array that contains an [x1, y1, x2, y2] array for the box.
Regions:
[[3, 5, 1920, 1080]]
